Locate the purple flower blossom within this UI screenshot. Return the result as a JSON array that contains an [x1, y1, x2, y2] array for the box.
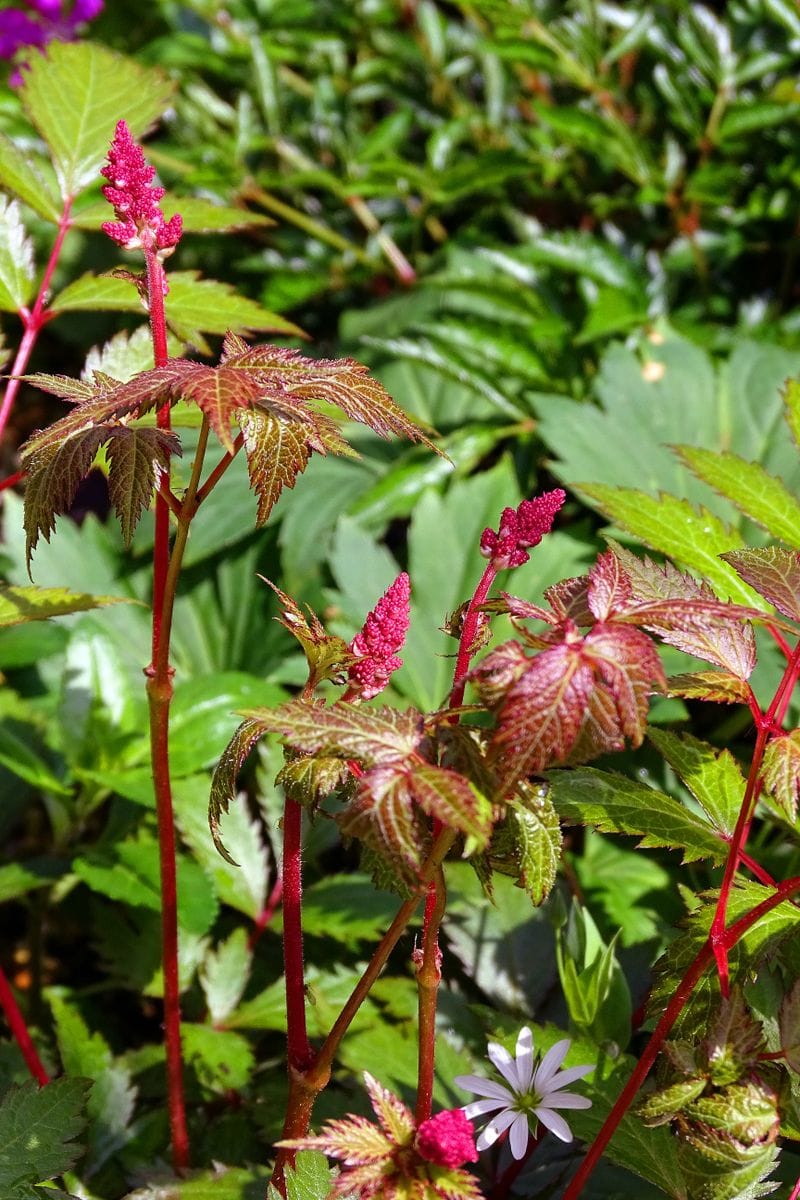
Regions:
[[348, 572, 411, 700], [1, 1, 103, 72], [480, 488, 566, 570], [100, 120, 182, 254]]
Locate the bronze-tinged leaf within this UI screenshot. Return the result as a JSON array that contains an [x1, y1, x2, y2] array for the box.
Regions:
[[238, 408, 312, 525], [722, 546, 800, 623], [276, 754, 351, 808], [586, 548, 633, 620], [176, 361, 263, 451], [409, 763, 491, 846], [221, 341, 440, 452], [582, 624, 665, 745], [338, 766, 428, 880], [666, 672, 751, 705], [542, 574, 593, 624], [761, 731, 800, 821], [620, 597, 758, 680], [23, 426, 106, 564], [105, 426, 179, 545], [705, 990, 764, 1086], [238, 700, 424, 768], [21, 372, 97, 402], [209, 716, 270, 863], [490, 643, 595, 786], [363, 1072, 415, 1146]]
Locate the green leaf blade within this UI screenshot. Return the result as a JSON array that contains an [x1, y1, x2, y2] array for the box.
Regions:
[[676, 444, 800, 547], [0, 197, 34, 312]]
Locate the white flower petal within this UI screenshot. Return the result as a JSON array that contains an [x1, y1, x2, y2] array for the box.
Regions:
[[454, 1074, 515, 1102], [541, 1091, 592, 1111], [463, 1098, 508, 1119], [542, 1063, 594, 1092], [509, 1112, 531, 1160], [476, 1107, 517, 1151], [487, 1040, 521, 1090], [514, 1026, 535, 1092], [533, 1039, 571, 1089], [535, 1105, 573, 1143]]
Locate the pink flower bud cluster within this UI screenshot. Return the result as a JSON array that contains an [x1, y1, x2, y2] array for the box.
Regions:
[[480, 488, 566, 570], [348, 572, 410, 700], [415, 1108, 479, 1168], [101, 120, 182, 253]]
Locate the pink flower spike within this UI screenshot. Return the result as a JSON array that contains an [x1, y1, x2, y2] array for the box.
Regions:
[[480, 488, 566, 570], [348, 572, 411, 700], [100, 120, 182, 255], [416, 1108, 479, 1168]]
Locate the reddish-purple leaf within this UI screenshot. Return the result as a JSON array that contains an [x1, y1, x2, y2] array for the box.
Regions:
[[721, 547, 800, 623], [490, 643, 595, 785], [175, 361, 264, 450], [666, 672, 751, 705], [409, 763, 491, 845], [105, 426, 178, 545], [761, 731, 800, 821], [542, 574, 593, 624], [470, 640, 534, 707], [582, 624, 664, 743], [338, 766, 427, 878], [587, 549, 633, 620]]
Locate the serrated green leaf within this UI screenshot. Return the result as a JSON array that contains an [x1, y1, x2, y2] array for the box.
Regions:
[[20, 42, 174, 197], [199, 930, 252, 1026], [177, 775, 269, 919], [49, 994, 136, 1172], [83, 325, 183, 385], [0, 132, 60, 220], [581, 487, 761, 606], [760, 731, 800, 821], [0, 196, 34, 312], [0, 1077, 89, 1186], [646, 728, 744, 838], [676, 445, 800, 547], [548, 766, 727, 862], [0, 584, 131, 627], [275, 874, 401, 945], [208, 717, 270, 864], [0, 858, 64, 903], [182, 1025, 254, 1093], [241, 701, 423, 768], [490, 785, 562, 905]]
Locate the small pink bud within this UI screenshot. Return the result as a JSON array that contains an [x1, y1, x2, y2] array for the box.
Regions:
[[348, 572, 410, 700], [480, 488, 566, 570], [100, 120, 181, 256], [416, 1108, 479, 1168]]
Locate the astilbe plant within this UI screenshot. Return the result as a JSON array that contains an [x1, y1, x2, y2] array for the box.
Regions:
[[10, 114, 800, 1200]]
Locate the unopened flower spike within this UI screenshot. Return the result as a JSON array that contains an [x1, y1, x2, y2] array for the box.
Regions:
[[100, 120, 182, 256], [455, 1026, 593, 1159], [348, 572, 411, 700], [480, 488, 566, 570]]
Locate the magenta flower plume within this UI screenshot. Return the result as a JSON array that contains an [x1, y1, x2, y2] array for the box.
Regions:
[[480, 488, 566, 570], [1, 1, 103, 74], [415, 1108, 479, 1169], [348, 572, 411, 700], [100, 120, 182, 254]]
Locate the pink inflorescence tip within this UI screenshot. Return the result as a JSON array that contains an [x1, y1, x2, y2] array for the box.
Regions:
[[100, 120, 182, 253], [480, 488, 566, 570], [416, 1108, 479, 1169], [348, 572, 411, 700]]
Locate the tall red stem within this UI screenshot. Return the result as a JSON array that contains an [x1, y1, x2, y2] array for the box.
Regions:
[[563, 875, 800, 1199], [0, 966, 48, 1086], [0, 199, 73, 446], [282, 798, 312, 1070], [143, 246, 190, 1173]]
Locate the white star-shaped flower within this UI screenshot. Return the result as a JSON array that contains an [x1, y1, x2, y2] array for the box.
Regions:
[[454, 1027, 593, 1159]]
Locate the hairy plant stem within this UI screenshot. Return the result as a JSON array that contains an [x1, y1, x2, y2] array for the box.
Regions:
[[270, 828, 457, 1195], [144, 246, 210, 1173], [0, 965, 48, 1085], [415, 865, 446, 1124], [563, 874, 800, 1200], [449, 561, 497, 711], [710, 639, 800, 991], [0, 200, 72, 447], [282, 797, 312, 1071]]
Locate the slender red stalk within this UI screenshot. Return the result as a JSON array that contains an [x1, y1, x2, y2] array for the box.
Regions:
[[195, 432, 244, 504], [0, 966, 48, 1086], [563, 875, 800, 1199], [249, 876, 284, 952], [282, 798, 312, 1070], [789, 1171, 800, 1200], [0, 469, 25, 493], [415, 866, 446, 1124], [710, 641, 800, 991], [0, 199, 73, 446], [143, 244, 191, 1173], [449, 563, 497, 711]]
